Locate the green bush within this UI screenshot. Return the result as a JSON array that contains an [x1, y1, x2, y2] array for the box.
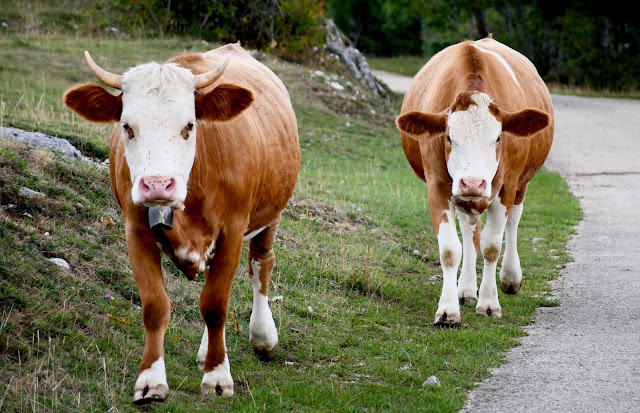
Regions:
[[105, 0, 327, 62]]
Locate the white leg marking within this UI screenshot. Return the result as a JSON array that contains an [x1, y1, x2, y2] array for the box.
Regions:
[[472, 43, 521, 88], [435, 203, 462, 325], [249, 258, 278, 357], [243, 225, 268, 241], [196, 326, 208, 370], [133, 357, 169, 403], [500, 203, 523, 293], [201, 354, 234, 397], [477, 198, 507, 318], [457, 209, 479, 304]]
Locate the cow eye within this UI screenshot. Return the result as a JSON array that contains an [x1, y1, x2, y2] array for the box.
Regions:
[[181, 122, 194, 140], [122, 123, 134, 139], [496, 136, 501, 143], [446, 135, 452, 144]]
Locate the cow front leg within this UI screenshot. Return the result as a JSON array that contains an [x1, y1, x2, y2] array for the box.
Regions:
[[434, 205, 462, 326], [477, 198, 508, 318], [248, 219, 280, 361], [457, 210, 480, 305], [200, 231, 243, 397], [500, 202, 523, 294], [126, 224, 170, 405]]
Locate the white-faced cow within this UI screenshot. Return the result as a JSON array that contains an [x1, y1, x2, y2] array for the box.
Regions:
[[396, 35, 553, 326], [64, 43, 300, 402]]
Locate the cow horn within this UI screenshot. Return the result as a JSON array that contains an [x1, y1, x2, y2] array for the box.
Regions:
[[194, 55, 230, 89], [84, 51, 123, 89]]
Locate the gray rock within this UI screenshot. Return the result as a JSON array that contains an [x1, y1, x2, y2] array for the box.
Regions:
[[324, 19, 387, 97], [0, 126, 101, 166], [48, 258, 70, 269], [422, 376, 441, 387], [18, 187, 46, 198]]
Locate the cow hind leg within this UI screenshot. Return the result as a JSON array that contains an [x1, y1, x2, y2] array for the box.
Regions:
[[247, 218, 280, 361], [500, 202, 524, 294], [196, 326, 208, 370], [457, 210, 480, 305]]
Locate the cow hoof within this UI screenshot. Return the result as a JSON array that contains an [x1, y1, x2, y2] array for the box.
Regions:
[[458, 293, 478, 306], [500, 280, 521, 295], [253, 343, 278, 361], [201, 383, 234, 397], [132, 384, 168, 405], [433, 311, 461, 327], [476, 304, 502, 319]]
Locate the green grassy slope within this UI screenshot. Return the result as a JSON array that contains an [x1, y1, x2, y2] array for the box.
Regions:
[[0, 30, 580, 413]]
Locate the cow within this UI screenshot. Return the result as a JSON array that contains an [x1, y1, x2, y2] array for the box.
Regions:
[[396, 35, 553, 327], [63, 43, 301, 403]]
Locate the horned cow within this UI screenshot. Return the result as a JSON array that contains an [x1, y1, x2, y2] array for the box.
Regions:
[[64, 43, 301, 402], [396, 35, 554, 326]]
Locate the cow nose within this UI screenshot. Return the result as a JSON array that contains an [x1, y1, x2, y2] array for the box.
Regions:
[[140, 176, 176, 202], [460, 177, 487, 196]]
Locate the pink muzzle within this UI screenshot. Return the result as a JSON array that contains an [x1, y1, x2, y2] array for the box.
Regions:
[[140, 176, 176, 202], [459, 177, 487, 197]]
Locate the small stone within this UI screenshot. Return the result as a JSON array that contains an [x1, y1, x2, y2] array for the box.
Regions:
[[44, 232, 50, 236], [76, 202, 85, 208], [413, 250, 421, 256], [48, 258, 70, 269], [307, 306, 313, 313], [22, 212, 33, 218], [19, 187, 46, 198], [329, 81, 344, 91], [422, 375, 441, 387]]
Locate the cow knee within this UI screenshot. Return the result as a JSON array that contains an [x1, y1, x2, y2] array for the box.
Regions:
[[141, 295, 171, 330], [200, 305, 227, 331], [440, 245, 461, 270], [482, 243, 501, 263]]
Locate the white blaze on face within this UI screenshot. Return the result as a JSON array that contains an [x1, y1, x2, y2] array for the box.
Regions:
[[446, 92, 501, 200], [120, 63, 198, 206]]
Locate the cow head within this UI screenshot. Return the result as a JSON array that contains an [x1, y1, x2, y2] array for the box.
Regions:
[[397, 91, 549, 201], [64, 52, 253, 208]]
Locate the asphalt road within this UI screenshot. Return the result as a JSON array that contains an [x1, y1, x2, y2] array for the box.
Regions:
[[374, 72, 640, 412]]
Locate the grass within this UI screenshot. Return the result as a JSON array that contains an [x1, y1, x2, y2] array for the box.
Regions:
[[0, 14, 581, 413], [367, 55, 426, 77]]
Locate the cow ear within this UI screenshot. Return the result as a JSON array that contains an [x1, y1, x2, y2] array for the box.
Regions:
[[501, 108, 549, 137], [396, 111, 447, 138], [63, 83, 122, 123], [195, 84, 254, 121]]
